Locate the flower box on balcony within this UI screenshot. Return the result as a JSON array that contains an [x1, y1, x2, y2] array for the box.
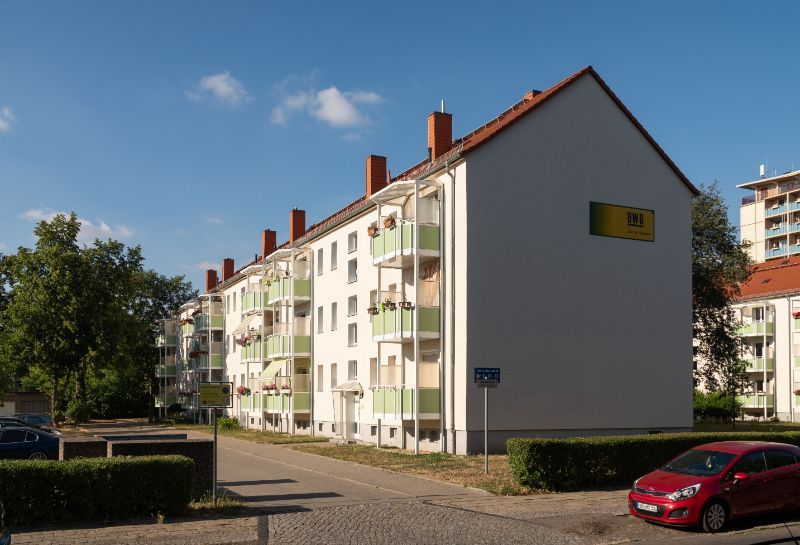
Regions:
[[367, 225, 379, 238], [383, 217, 395, 229]]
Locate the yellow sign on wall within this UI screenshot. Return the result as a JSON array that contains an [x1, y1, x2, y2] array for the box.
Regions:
[[589, 202, 654, 242], [199, 382, 233, 408]]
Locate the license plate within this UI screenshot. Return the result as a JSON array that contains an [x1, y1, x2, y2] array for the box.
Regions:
[[637, 502, 658, 513]]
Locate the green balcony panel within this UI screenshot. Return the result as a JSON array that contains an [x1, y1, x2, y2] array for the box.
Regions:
[[745, 357, 774, 371], [155, 365, 177, 378], [737, 394, 774, 408], [266, 278, 310, 304], [193, 314, 224, 332], [265, 335, 310, 358], [372, 306, 440, 341], [737, 322, 774, 336], [293, 392, 311, 412], [371, 224, 440, 262], [418, 388, 440, 414], [156, 334, 177, 346], [154, 394, 177, 408], [197, 354, 223, 369]]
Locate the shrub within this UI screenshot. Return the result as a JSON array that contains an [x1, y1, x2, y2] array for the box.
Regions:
[[693, 390, 741, 421], [507, 431, 800, 491], [0, 455, 195, 526], [217, 417, 240, 431]]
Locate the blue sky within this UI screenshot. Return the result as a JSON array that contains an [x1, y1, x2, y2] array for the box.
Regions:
[[2, 1, 800, 289]]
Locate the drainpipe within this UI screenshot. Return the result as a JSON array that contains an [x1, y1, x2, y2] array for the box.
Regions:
[[763, 303, 768, 421], [377, 202, 382, 449], [310, 249, 315, 436], [414, 181, 420, 455], [789, 296, 794, 423], [438, 181, 445, 452], [445, 160, 456, 454]]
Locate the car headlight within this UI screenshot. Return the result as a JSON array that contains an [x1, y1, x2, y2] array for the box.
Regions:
[[667, 484, 701, 501], [632, 477, 642, 490]]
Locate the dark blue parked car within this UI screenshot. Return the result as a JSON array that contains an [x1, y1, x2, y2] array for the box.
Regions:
[[0, 427, 58, 460]]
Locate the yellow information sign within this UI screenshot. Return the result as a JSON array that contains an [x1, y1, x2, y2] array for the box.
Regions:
[[589, 202, 654, 242], [199, 382, 232, 408]]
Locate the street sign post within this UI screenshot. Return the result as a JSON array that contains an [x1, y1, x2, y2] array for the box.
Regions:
[[474, 368, 500, 474], [198, 382, 232, 504]]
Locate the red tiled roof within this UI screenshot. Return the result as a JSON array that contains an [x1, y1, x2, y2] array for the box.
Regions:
[[213, 66, 697, 292], [735, 257, 800, 301], [396, 66, 698, 195]]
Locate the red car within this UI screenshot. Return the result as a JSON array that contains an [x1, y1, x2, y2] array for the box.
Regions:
[[629, 441, 800, 532]]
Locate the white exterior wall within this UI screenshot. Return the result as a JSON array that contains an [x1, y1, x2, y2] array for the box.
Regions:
[[222, 276, 248, 424], [740, 201, 765, 263], [461, 74, 694, 452]]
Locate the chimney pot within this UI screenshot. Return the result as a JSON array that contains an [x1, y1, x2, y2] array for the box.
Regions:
[[523, 90, 541, 101], [366, 155, 388, 197], [427, 111, 453, 161], [290, 209, 306, 242], [221, 258, 234, 282], [261, 229, 277, 259], [205, 269, 218, 292]]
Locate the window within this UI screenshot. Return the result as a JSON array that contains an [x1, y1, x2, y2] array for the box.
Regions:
[[317, 248, 323, 275], [766, 450, 797, 470], [348, 360, 357, 380], [347, 295, 357, 317], [331, 242, 338, 270], [317, 365, 324, 392], [330, 363, 338, 389], [232, 335, 237, 353], [318, 422, 323, 432], [348, 231, 357, 253], [732, 451, 767, 476], [226, 294, 230, 313], [429, 431, 439, 442], [232, 292, 236, 311], [348, 323, 357, 347], [348, 259, 357, 283], [371, 425, 377, 437], [0, 429, 26, 443], [755, 343, 763, 357], [317, 306, 324, 334], [389, 428, 396, 439], [331, 302, 338, 331]]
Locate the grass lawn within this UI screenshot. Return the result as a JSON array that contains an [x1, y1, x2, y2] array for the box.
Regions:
[[172, 423, 328, 445], [693, 420, 800, 433], [290, 444, 533, 496]]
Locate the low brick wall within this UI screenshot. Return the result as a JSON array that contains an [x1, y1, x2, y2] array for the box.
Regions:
[[59, 437, 108, 460], [107, 439, 212, 499]]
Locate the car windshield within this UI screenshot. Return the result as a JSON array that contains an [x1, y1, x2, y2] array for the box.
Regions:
[[661, 449, 736, 476]]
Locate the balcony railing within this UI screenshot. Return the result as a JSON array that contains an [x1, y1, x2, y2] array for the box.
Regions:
[[241, 342, 265, 363], [371, 387, 440, 419], [737, 394, 774, 409], [155, 364, 177, 378], [768, 247, 787, 258], [156, 334, 177, 347], [372, 306, 440, 342], [765, 226, 788, 238], [266, 278, 311, 304], [154, 393, 178, 408], [744, 356, 774, 372], [193, 314, 224, 332], [265, 334, 311, 358], [371, 222, 440, 267], [738, 321, 774, 336], [765, 205, 787, 218]]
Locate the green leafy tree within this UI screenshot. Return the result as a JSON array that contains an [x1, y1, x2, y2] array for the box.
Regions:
[[692, 182, 752, 417], [0, 213, 195, 422]]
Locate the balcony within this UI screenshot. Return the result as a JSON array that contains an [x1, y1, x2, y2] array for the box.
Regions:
[[765, 204, 787, 218], [737, 394, 774, 409], [372, 306, 440, 343], [768, 247, 787, 258], [180, 323, 193, 336], [738, 321, 774, 336], [155, 364, 177, 378], [744, 356, 774, 372], [154, 393, 177, 408], [242, 290, 271, 313], [241, 341, 266, 363], [266, 278, 311, 304], [765, 226, 787, 238], [371, 387, 440, 420], [371, 222, 440, 268], [265, 334, 311, 358], [193, 314, 224, 333], [156, 334, 177, 347]]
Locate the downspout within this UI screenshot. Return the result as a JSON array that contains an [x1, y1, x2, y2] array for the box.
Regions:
[[310, 249, 315, 436], [446, 160, 456, 454], [438, 181, 445, 452], [788, 296, 794, 423], [414, 181, 420, 455], [376, 202, 382, 449], [763, 303, 768, 421]]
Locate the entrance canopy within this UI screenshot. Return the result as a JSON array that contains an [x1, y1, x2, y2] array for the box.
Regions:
[[331, 381, 363, 393]]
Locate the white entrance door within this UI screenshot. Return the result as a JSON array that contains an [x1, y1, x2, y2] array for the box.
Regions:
[[353, 393, 361, 439]]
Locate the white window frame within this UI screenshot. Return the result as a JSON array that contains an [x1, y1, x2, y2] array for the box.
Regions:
[[348, 359, 357, 380], [348, 259, 357, 283], [317, 248, 324, 275], [331, 302, 338, 331], [330, 363, 338, 389], [317, 306, 324, 334], [347, 295, 357, 317], [348, 323, 357, 347], [348, 231, 357, 253], [331, 241, 338, 270]]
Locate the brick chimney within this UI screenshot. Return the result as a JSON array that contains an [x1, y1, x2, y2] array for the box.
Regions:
[[205, 269, 218, 292], [261, 229, 277, 259], [523, 89, 541, 101], [221, 258, 234, 282], [290, 208, 306, 242], [366, 155, 388, 197], [427, 111, 452, 161]]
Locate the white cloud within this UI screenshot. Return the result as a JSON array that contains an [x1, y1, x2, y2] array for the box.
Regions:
[[0, 242, 6, 251], [270, 76, 384, 129], [186, 71, 252, 106], [195, 260, 216, 271], [205, 216, 224, 225], [19, 209, 135, 243], [0, 106, 15, 133]]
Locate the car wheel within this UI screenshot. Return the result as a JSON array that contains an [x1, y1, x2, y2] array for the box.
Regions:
[[701, 501, 727, 533], [28, 451, 48, 461]]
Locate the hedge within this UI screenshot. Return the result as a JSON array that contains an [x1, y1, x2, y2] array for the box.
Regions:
[[0, 455, 195, 526], [507, 432, 800, 491]]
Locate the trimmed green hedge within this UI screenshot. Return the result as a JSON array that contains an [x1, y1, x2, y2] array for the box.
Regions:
[[0, 455, 195, 526], [507, 432, 800, 491]]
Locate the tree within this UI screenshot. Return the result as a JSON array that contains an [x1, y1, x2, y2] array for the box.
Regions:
[[0, 212, 195, 422], [692, 182, 753, 414]]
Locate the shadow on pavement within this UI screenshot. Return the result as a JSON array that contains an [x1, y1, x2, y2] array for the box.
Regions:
[[232, 492, 342, 503], [222, 479, 297, 487]]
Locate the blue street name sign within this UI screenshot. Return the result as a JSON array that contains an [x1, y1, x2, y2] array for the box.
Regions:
[[474, 368, 500, 383]]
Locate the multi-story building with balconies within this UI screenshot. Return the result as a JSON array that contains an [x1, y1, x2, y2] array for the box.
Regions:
[[157, 66, 696, 453], [739, 169, 800, 262]]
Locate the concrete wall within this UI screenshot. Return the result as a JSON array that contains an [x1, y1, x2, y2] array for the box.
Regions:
[[462, 73, 694, 452]]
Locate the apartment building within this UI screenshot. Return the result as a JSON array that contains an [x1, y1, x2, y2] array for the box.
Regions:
[[731, 258, 800, 420], [739, 168, 800, 263], [158, 66, 697, 453]]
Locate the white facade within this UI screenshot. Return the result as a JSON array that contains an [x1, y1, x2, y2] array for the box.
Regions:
[[738, 169, 800, 263], [161, 68, 695, 453]]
